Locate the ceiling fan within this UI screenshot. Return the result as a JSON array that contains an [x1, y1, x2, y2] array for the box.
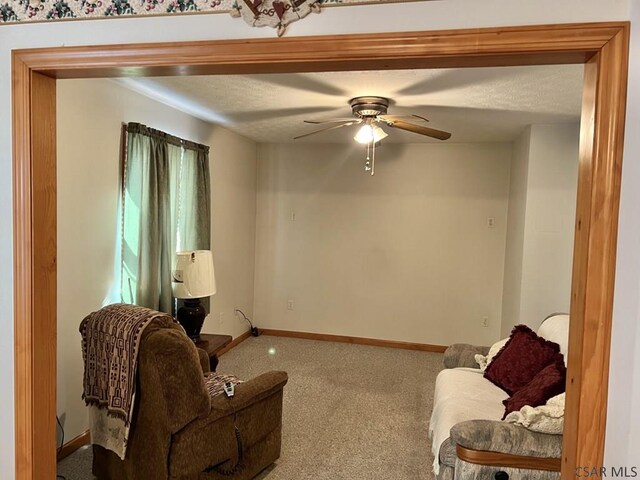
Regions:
[[293, 96, 452, 142], [293, 96, 451, 176]]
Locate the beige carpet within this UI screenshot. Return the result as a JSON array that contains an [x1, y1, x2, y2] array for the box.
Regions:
[[58, 335, 442, 480], [221, 335, 441, 480]]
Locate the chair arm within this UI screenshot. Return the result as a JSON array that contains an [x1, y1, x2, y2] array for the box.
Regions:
[[450, 420, 563, 459], [207, 371, 289, 422], [196, 348, 211, 374], [443, 344, 490, 369]]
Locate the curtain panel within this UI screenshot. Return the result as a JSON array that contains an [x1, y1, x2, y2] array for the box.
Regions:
[[121, 122, 211, 313]]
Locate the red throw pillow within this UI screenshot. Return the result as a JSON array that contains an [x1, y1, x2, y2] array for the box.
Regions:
[[502, 360, 566, 419], [484, 324, 563, 395]]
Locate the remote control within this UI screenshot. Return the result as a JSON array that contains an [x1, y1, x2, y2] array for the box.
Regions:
[[224, 381, 235, 398]]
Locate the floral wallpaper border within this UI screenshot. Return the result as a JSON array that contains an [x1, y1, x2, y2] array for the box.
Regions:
[[0, 0, 432, 32]]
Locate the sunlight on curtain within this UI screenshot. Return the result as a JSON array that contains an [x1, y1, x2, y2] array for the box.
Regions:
[[119, 123, 210, 314], [176, 147, 211, 252]]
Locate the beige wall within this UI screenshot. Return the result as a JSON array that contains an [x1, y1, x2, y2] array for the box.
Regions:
[[501, 127, 531, 337], [254, 142, 511, 346], [607, 0, 640, 463], [501, 124, 579, 336], [520, 124, 579, 329], [56, 79, 257, 442], [202, 127, 258, 338]]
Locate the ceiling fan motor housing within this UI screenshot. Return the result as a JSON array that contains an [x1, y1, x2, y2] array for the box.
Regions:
[[350, 96, 389, 118]]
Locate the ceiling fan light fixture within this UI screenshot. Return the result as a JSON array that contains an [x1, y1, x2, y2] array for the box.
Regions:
[[354, 124, 374, 144], [354, 124, 387, 144]]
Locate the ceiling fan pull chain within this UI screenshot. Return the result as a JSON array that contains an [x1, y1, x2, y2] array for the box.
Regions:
[[371, 140, 376, 176], [364, 142, 372, 173]]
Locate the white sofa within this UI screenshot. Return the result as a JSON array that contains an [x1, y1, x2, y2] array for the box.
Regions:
[[429, 314, 569, 480]]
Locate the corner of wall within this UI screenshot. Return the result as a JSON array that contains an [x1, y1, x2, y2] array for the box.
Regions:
[[500, 126, 532, 337], [248, 140, 260, 321], [206, 125, 260, 339], [251, 142, 273, 327], [501, 123, 579, 336]]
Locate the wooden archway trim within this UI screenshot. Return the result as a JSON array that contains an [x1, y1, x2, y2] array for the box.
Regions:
[[456, 444, 562, 472], [13, 22, 625, 77], [12, 22, 629, 480]]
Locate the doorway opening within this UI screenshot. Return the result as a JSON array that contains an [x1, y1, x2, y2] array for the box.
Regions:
[[12, 22, 629, 480]]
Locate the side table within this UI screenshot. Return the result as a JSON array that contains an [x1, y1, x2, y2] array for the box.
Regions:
[[195, 333, 232, 372]]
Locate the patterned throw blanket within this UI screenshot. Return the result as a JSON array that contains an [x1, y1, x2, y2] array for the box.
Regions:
[[79, 303, 176, 459], [204, 372, 244, 398]]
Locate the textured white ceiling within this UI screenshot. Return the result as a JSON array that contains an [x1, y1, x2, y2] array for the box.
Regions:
[[119, 64, 583, 144]]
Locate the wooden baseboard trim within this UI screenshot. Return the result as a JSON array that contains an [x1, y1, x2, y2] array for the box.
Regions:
[[217, 330, 252, 356], [260, 329, 448, 353], [57, 430, 90, 462], [456, 444, 561, 472]]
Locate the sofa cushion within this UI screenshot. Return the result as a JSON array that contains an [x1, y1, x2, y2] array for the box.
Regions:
[[429, 368, 508, 474], [537, 314, 569, 365], [443, 344, 490, 369], [475, 337, 509, 371], [484, 325, 562, 395], [502, 360, 566, 419]]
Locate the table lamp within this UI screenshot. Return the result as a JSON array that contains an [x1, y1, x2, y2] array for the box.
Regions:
[[172, 250, 216, 340]]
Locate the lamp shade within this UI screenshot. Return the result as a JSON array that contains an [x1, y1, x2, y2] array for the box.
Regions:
[[172, 250, 216, 299], [354, 124, 388, 144]]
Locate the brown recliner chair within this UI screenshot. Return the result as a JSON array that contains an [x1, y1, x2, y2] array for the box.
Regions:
[[92, 321, 288, 480]]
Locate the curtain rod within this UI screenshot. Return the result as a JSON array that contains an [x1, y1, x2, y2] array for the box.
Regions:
[[125, 122, 209, 154]]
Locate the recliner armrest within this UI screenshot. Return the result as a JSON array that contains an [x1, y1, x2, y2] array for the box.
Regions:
[[207, 371, 289, 421], [450, 420, 562, 459], [443, 344, 490, 369]]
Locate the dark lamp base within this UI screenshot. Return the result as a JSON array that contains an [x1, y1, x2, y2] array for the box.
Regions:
[[176, 298, 206, 340]]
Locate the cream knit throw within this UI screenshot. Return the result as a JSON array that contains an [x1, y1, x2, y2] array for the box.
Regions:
[[504, 393, 565, 434]]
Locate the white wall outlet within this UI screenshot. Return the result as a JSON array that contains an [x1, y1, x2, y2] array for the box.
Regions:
[[481, 317, 489, 327], [219, 312, 225, 327], [487, 217, 496, 228], [290, 211, 296, 221], [287, 300, 294, 311]]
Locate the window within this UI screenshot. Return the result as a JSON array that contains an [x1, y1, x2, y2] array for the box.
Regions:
[[119, 123, 211, 313]]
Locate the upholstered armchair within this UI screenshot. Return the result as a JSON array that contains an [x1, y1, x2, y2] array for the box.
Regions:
[[92, 321, 288, 480]]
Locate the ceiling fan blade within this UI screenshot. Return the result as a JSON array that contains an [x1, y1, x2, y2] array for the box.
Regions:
[[303, 118, 357, 124], [293, 121, 359, 140], [378, 114, 429, 123], [385, 120, 451, 141]]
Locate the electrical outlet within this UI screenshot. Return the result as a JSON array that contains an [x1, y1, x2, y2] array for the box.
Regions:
[[481, 317, 489, 327], [290, 211, 296, 222], [219, 312, 225, 327], [487, 217, 496, 228], [287, 300, 294, 311]]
